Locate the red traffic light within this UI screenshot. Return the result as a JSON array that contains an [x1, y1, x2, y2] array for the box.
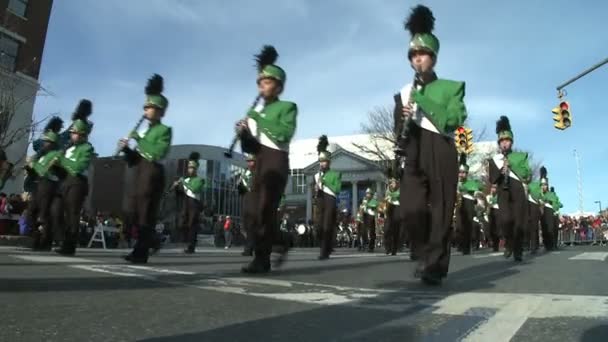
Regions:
[[560, 102, 569, 110], [457, 126, 465, 134]]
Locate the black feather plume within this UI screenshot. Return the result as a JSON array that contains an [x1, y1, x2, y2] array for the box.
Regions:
[[495, 115, 511, 134], [459, 152, 467, 166], [188, 152, 200, 161], [540, 166, 547, 179], [254, 45, 278, 72], [404, 5, 435, 35], [44, 116, 63, 133], [72, 99, 92, 121], [317, 135, 329, 154], [550, 186, 555, 192], [145, 74, 164, 95]]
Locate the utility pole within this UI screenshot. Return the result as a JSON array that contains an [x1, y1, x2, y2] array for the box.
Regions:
[[573, 149, 584, 213], [556, 57, 608, 95], [595, 200, 602, 213]]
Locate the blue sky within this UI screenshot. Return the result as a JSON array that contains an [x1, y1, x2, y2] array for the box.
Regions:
[[34, 0, 608, 214]]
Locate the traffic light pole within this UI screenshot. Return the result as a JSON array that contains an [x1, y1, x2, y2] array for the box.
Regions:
[[556, 57, 608, 92]]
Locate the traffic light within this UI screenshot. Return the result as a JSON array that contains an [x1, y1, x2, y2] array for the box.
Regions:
[[464, 127, 474, 154], [454, 126, 473, 154], [455, 126, 466, 153], [552, 101, 572, 130]]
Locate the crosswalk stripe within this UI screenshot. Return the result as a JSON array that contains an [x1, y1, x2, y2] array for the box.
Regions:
[[568, 252, 608, 261], [10, 255, 96, 263], [473, 252, 504, 259]]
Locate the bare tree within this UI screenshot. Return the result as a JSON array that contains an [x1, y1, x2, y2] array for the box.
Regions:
[[352, 106, 395, 172], [0, 68, 51, 164]]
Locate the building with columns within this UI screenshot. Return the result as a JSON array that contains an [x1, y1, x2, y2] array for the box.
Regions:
[[282, 134, 499, 223], [283, 134, 391, 223]]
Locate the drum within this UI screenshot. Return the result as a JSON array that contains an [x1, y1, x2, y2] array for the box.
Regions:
[[297, 224, 307, 235]]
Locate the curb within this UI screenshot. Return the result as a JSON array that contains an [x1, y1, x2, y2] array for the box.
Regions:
[[0, 235, 31, 247]]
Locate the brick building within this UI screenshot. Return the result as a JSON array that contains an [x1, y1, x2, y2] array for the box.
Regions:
[[0, 0, 53, 193]]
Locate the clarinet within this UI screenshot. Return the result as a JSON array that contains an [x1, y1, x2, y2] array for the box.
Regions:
[[114, 115, 146, 157], [400, 71, 421, 141], [502, 151, 510, 190], [224, 94, 262, 159]]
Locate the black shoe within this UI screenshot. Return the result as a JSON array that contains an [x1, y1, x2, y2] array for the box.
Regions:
[[241, 250, 253, 256], [530, 249, 538, 255], [514, 253, 523, 262], [55, 244, 75, 256], [409, 254, 419, 261], [241, 259, 270, 274], [492, 247, 499, 252], [183, 247, 195, 254], [123, 253, 148, 264], [421, 272, 442, 286], [462, 250, 471, 256], [503, 249, 513, 259], [413, 263, 424, 279], [318, 254, 330, 260], [391, 252, 397, 256]]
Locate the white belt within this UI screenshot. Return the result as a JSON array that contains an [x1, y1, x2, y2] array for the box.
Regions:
[[492, 155, 522, 182], [184, 186, 201, 201], [491, 204, 499, 209], [462, 193, 474, 200], [390, 200, 399, 206], [247, 117, 289, 152], [366, 209, 375, 216], [400, 84, 454, 139], [528, 195, 537, 204]]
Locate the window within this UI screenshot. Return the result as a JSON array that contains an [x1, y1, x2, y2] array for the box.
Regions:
[[290, 169, 307, 194], [0, 33, 19, 72], [8, 0, 28, 18]]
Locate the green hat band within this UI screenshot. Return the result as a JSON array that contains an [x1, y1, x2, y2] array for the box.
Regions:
[[409, 33, 440, 58], [70, 119, 89, 135], [318, 151, 331, 162], [258, 65, 286, 84], [144, 94, 169, 110], [498, 130, 514, 141], [42, 131, 58, 143]]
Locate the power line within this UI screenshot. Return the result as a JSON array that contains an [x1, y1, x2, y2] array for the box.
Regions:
[[573, 149, 584, 213]]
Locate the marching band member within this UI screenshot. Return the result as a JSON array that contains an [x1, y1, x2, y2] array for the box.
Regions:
[[238, 154, 256, 256], [394, 5, 467, 284], [235, 45, 297, 274], [486, 184, 500, 252], [456, 153, 484, 255], [489, 116, 531, 262], [314, 135, 342, 260], [172, 152, 204, 254], [25, 117, 63, 251], [383, 172, 401, 256], [526, 167, 546, 255], [118, 74, 172, 264], [54, 115, 95, 256], [539, 172, 556, 251], [549, 186, 563, 249], [361, 188, 378, 253]]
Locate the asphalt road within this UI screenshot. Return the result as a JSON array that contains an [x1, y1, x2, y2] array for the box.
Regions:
[[1, 245, 608, 342]]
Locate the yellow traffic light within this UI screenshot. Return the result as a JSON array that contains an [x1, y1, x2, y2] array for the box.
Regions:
[[465, 127, 474, 154], [551, 101, 572, 130]]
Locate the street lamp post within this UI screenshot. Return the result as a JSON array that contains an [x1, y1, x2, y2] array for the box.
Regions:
[[594, 200, 602, 213]]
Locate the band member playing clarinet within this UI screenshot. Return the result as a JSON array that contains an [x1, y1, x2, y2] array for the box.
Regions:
[[486, 184, 500, 252], [489, 116, 531, 262], [238, 154, 256, 256], [54, 115, 95, 256], [25, 117, 64, 251], [315, 135, 341, 260], [384, 173, 401, 256], [394, 5, 467, 285], [235, 45, 297, 274], [526, 166, 545, 255], [456, 153, 484, 255], [172, 152, 204, 254], [118, 74, 172, 264]]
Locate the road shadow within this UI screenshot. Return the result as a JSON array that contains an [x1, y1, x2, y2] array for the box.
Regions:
[[581, 324, 608, 342]]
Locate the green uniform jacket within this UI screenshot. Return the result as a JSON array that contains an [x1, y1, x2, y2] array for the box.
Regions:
[[527, 181, 543, 202], [247, 100, 297, 149], [33, 150, 62, 180], [551, 191, 563, 215], [182, 176, 204, 201], [460, 178, 484, 196], [508, 152, 531, 183], [386, 189, 400, 205], [541, 191, 557, 210], [135, 123, 172, 162], [317, 169, 342, 197], [487, 194, 498, 209], [412, 79, 467, 135], [58, 142, 94, 177], [364, 198, 378, 216]]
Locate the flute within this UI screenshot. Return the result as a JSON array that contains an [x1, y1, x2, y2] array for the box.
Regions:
[[114, 115, 146, 157]]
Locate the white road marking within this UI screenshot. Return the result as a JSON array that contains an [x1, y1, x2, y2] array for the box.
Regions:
[[568, 252, 608, 261], [473, 252, 504, 259], [433, 292, 608, 341], [10, 255, 96, 263], [69, 264, 195, 276]]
